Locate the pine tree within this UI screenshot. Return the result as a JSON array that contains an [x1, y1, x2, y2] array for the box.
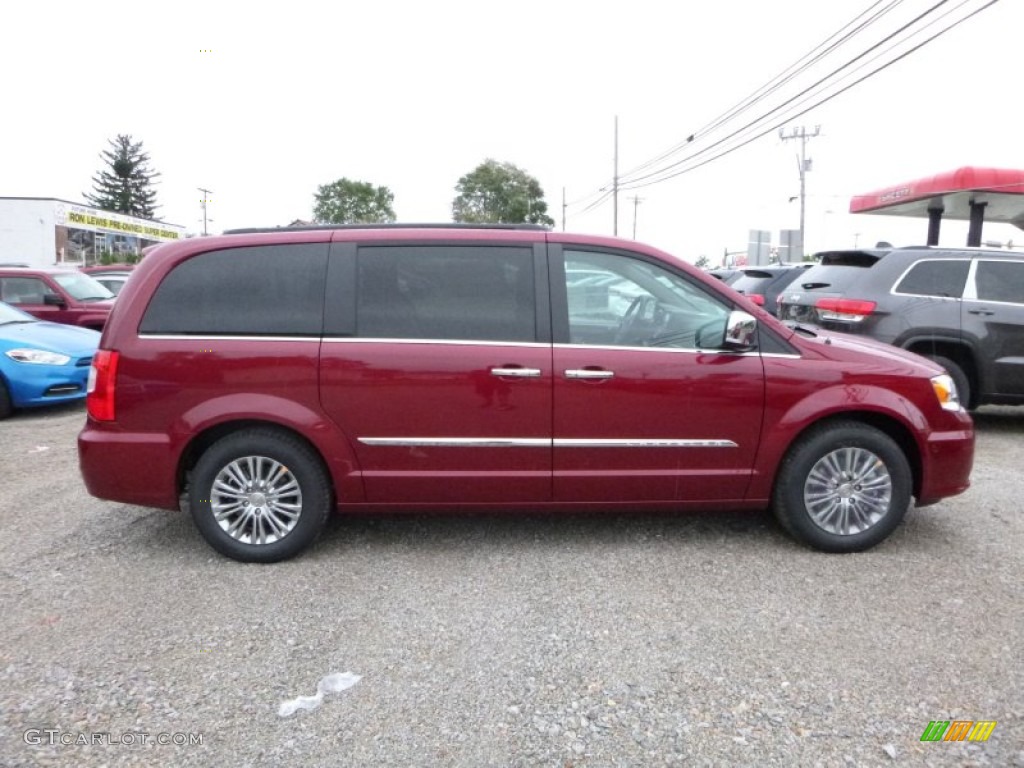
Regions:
[[84, 134, 161, 219]]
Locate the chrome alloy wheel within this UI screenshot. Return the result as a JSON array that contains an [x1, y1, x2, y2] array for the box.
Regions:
[[210, 456, 302, 545], [803, 447, 893, 536]]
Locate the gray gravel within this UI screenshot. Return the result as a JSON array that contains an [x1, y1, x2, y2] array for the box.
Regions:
[[1, 402, 1022, 767]]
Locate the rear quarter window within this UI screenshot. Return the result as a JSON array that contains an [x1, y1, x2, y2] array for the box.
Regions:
[[139, 244, 329, 335]]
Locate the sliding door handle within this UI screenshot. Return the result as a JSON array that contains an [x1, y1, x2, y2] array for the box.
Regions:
[[491, 367, 542, 378], [565, 369, 615, 380]]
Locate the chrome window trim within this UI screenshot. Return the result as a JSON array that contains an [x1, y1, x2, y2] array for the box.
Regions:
[[324, 338, 550, 348], [553, 343, 758, 356], [137, 334, 320, 342], [359, 437, 737, 448]]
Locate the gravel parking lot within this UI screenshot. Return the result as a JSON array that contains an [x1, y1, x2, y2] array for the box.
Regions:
[[1, 404, 1021, 767]]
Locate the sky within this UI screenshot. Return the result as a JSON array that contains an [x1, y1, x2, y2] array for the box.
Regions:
[[3, 0, 1022, 266]]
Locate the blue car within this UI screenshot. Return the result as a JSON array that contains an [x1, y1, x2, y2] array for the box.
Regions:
[[0, 301, 100, 419]]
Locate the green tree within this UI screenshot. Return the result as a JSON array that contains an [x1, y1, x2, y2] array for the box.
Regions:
[[452, 159, 555, 226], [694, 255, 710, 269], [313, 178, 396, 224], [84, 134, 160, 218]]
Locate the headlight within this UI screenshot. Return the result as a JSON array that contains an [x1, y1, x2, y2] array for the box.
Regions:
[[931, 374, 961, 411], [4, 348, 72, 365]]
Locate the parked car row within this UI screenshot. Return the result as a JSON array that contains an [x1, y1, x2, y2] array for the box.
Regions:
[[0, 300, 99, 419], [0, 266, 115, 330], [778, 245, 1024, 410], [0, 263, 134, 417]]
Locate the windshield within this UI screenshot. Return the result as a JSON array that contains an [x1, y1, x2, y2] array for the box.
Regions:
[[52, 272, 114, 301], [0, 301, 37, 324]]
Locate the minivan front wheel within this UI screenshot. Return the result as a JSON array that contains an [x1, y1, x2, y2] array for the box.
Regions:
[[773, 422, 912, 552], [189, 429, 331, 562]]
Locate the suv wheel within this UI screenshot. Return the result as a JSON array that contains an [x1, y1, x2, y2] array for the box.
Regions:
[[189, 429, 331, 563], [926, 355, 971, 410], [773, 422, 912, 552]]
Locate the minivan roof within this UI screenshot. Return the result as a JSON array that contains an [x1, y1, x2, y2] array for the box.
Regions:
[[224, 223, 552, 235]]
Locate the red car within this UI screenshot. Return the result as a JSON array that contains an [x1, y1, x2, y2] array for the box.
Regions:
[[0, 266, 114, 330], [78, 225, 974, 562]]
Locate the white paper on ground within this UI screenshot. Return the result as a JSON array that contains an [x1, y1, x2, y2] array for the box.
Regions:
[[278, 672, 362, 717]]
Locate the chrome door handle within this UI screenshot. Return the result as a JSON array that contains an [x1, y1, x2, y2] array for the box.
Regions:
[[967, 309, 994, 316], [490, 367, 542, 378], [565, 369, 615, 380]]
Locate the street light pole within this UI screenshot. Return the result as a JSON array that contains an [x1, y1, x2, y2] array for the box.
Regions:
[[198, 187, 213, 236], [779, 126, 820, 257]]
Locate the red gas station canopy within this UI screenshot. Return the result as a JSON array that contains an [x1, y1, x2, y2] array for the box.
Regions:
[[850, 166, 1024, 229]]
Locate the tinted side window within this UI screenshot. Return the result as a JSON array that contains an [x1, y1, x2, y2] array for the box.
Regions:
[[356, 245, 536, 342], [0, 277, 55, 304], [140, 244, 328, 335], [894, 260, 969, 298], [976, 261, 1024, 304]]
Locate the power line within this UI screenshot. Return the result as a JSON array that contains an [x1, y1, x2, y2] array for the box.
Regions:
[[619, 0, 905, 182], [567, 0, 995, 210], [617, 0, 999, 192], [620, 0, 959, 189]]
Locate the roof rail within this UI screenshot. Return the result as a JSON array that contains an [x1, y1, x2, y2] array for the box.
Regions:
[[223, 222, 552, 235]]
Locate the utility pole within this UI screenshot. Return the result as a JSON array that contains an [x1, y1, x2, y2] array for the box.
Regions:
[[629, 195, 644, 239], [197, 187, 213, 236], [779, 125, 820, 257], [613, 115, 619, 236]]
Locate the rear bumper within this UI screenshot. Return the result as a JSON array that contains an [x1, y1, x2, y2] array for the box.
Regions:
[[78, 425, 180, 510], [917, 422, 975, 505]]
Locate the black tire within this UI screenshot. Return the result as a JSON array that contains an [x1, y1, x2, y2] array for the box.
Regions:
[[0, 378, 11, 420], [926, 355, 972, 411], [189, 428, 331, 563], [772, 421, 912, 553]]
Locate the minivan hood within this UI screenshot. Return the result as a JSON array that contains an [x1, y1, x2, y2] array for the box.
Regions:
[[794, 326, 942, 375]]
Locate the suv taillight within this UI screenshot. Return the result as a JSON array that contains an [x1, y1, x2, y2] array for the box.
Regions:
[[748, 294, 765, 306], [87, 349, 119, 421], [814, 298, 877, 323]]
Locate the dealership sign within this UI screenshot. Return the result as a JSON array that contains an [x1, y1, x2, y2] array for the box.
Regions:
[[55, 203, 184, 241]]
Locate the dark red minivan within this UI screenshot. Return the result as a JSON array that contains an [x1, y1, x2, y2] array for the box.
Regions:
[[78, 225, 974, 562]]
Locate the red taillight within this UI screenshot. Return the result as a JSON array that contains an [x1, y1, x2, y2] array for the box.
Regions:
[[87, 349, 119, 421], [749, 294, 765, 306], [814, 298, 877, 322]]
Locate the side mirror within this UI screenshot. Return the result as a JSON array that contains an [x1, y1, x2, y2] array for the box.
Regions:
[[723, 310, 757, 351], [43, 293, 66, 307]]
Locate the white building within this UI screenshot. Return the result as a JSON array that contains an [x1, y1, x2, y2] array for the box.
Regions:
[[0, 197, 186, 267]]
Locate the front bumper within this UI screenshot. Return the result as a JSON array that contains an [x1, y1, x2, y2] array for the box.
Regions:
[[917, 418, 974, 505], [7, 359, 91, 408]]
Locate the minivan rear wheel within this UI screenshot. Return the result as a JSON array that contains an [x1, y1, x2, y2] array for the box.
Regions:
[[772, 422, 912, 552], [189, 429, 331, 562], [926, 355, 971, 411]]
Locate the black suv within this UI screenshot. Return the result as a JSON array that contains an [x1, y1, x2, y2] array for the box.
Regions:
[[778, 246, 1024, 409], [726, 263, 814, 316]]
